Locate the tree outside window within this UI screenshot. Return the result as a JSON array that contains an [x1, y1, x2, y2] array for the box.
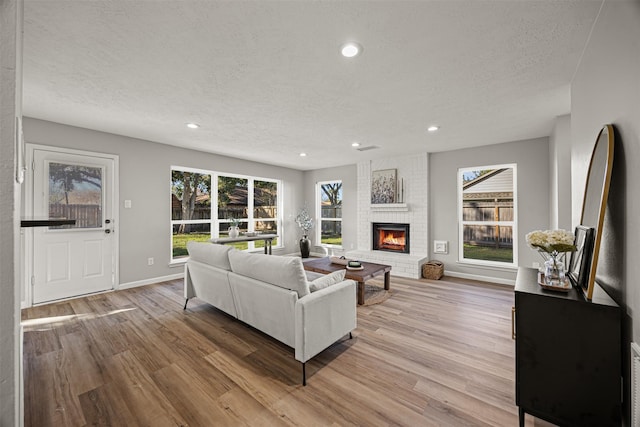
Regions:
[[171, 168, 281, 260], [171, 169, 211, 259], [317, 180, 342, 247]]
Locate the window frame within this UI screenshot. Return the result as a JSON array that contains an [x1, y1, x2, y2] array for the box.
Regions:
[[216, 172, 282, 247], [316, 179, 343, 249], [170, 166, 283, 263], [457, 163, 518, 269]]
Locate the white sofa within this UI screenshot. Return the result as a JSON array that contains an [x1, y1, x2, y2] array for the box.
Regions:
[[183, 241, 357, 385]]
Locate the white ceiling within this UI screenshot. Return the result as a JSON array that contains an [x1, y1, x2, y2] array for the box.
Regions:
[[23, 1, 602, 171]]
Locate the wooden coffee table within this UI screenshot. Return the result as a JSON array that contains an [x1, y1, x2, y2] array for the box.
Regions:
[[303, 257, 392, 305]]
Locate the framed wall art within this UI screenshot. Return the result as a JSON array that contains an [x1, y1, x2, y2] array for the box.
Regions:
[[371, 169, 396, 204], [568, 225, 594, 290]]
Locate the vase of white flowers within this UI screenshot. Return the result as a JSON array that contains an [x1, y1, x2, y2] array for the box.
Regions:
[[295, 206, 313, 258], [525, 229, 576, 286]]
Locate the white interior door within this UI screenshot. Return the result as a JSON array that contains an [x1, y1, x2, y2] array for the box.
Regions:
[[31, 148, 117, 304]]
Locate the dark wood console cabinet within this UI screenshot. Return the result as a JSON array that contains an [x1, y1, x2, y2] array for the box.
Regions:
[[514, 267, 621, 426]]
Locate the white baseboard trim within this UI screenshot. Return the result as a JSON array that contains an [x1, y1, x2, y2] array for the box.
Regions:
[[118, 273, 183, 290], [445, 271, 515, 286]]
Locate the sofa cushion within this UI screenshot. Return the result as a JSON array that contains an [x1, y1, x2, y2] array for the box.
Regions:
[[305, 270, 324, 282], [309, 270, 346, 293], [187, 241, 232, 271], [228, 251, 310, 297]]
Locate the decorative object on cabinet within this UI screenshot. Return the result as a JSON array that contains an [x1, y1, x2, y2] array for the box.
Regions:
[[371, 169, 397, 204], [578, 124, 614, 300], [514, 267, 621, 426], [536, 272, 571, 292], [525, 229, 576, 287], [567, 225, 594, 290]]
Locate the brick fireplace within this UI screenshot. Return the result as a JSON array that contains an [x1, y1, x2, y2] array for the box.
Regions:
[[345, 154, 429, 279]]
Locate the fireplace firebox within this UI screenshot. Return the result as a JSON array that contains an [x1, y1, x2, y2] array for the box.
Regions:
[[372, 223, 410, 254]]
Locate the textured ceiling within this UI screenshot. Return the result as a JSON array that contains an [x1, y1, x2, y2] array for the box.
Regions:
[[23, 1, 602, 171]]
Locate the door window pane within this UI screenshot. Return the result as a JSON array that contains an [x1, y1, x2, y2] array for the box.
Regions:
[[48, 162, 102, 229]]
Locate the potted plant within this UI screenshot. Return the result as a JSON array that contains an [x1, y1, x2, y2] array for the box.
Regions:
[[228, 218, 241, 238], [295, 206, 314, 258]]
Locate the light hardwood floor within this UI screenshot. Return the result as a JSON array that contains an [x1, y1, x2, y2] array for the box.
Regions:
[[22, 275, 555, 426]]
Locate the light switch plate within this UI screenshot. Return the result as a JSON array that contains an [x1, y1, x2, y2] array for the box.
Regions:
[[434, 240, 448, 254]]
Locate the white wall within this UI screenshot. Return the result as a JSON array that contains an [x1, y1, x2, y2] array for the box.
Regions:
[[23, 118, 305, 288], [0, 0, 22, 424], [429, 137, 550, 283], [549, 114, 572, 230]]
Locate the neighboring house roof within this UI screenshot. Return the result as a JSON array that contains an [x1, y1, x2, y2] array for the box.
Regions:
[[463, 169, 513, 201]]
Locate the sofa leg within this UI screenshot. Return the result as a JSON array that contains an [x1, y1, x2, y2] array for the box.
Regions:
[[302, 362, 306, 386], [349, 332, 353, 339], [183, 298, 189, 310]]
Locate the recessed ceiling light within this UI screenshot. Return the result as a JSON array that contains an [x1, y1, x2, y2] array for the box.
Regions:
[[341, 42, 362, 58], [427, 125, 440, 132], [186, 123, 200, 129], [299, 153, 307, 157], [351, 142, 360, 147]]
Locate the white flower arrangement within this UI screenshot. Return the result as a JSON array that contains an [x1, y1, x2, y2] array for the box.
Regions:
[[295, 206, 314, 233], [525, 229, 576, 254]]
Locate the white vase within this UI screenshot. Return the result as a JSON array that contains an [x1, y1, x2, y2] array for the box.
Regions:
[[228, 226, 239, 238]]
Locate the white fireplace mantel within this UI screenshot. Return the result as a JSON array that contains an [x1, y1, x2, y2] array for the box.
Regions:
[[370, 203, 409, 212]]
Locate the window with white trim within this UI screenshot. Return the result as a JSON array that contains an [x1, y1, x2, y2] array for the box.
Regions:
[[171, 167, 281, 261], [458, 164, 517, 267], [316, 180, 342, 247]]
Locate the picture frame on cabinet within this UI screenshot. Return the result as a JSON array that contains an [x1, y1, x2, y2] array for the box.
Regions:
[[568, 225, 594, 291]]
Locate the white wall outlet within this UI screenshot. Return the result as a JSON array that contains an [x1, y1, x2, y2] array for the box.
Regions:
[[147, 257, 154, 266], [434, 240, 448, 254], [124, 199, 132, 208]]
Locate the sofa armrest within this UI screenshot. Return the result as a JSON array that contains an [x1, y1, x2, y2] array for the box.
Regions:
[[294, 280, 357, 363]]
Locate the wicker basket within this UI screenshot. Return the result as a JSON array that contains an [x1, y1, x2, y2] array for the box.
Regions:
[[422, 261, 444, 280]]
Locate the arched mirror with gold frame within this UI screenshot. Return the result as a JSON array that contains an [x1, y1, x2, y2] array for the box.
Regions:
[[578, 124, 614, 300]]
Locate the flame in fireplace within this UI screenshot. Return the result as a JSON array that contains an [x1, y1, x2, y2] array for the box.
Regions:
[[373, 223, 409, 253], [381, 231, 405, 246]]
